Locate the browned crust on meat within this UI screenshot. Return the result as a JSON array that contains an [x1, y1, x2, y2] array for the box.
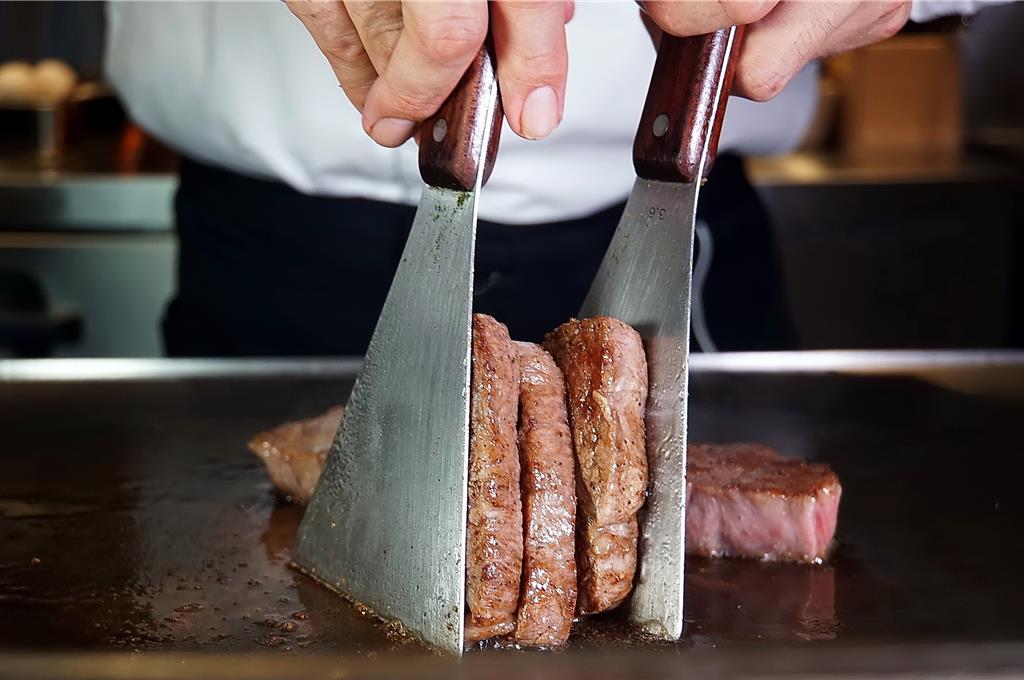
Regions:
[[464, 617, 515, 643], [466, 314, 523, 631], [543, 317, 648, 526], [513, 342, 577, 647], [686, 442, 842, 563], [247, 406, 344, 504], [544, 317, 647, 616], [688, 443, 840, 497], [575, 510, 638, 615]]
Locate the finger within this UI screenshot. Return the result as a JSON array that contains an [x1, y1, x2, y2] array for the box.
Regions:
[[491, 0, 568, 140], [287, 0, 377, 111], [733, 1, 858, 101], [643, 0, 777, 37], [344, 0, 404, 74], [362, 0, 488, 147], [823, 0, 911, 55]]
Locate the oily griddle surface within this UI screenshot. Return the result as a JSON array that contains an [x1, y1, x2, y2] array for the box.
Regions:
[[1, 367, 1023, 653]]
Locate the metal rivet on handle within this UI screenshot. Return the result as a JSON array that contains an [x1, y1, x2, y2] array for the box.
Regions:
[[653, 114, 669, 138], [433, 119, 448, 143]]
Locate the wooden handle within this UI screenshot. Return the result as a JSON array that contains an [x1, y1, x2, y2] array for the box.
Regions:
[[633, 26, 744, 184], [418, 42, 503, 192]]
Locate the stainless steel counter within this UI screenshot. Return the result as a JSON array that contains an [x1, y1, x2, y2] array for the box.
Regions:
[[0, 136, 176, 231], [0, 173, 175, 231]]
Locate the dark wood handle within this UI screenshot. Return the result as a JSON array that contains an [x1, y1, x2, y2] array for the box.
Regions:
[[633, 26, 744, 184], [418, 42, 503, 192]]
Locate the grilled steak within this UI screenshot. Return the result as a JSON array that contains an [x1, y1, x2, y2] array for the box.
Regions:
[[687, 443, 841, 563], [513, 342, 577, 647], [576, 512, 638, 615], [465, 314, 523, 633], [464, 619, 515, 643], [543, 317, 648, 525], [247, 406, 344, 504], [544, 317, 648, 614]]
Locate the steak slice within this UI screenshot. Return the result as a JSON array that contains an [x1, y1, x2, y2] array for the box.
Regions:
[[543, 317, 648, 525], [513, 342, 577, 647], [575, 511, 638, 615], [246, 406, 344, 504], [464, 618, 515, 643], [687, 443, 841, 563], [465, 314, 523, 633], [544, 316, 648, 614]]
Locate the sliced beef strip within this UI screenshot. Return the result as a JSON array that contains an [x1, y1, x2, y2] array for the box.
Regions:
[[544, 316, 648, 614], [246, 406, 344, 505], [465, 314, 524, 632], [687, 443, 842, 563], [464, 618, 515, 644], [513, 341, 577, 647], [575, 511, 638, 615], [543, 317, 648, 525]]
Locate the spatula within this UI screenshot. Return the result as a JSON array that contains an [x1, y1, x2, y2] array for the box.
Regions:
[[579, 26, 745, 639], [293, 44, 502, 654]]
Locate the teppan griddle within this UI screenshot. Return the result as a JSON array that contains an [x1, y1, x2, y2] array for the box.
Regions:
[[1, 353, 1023, 677]]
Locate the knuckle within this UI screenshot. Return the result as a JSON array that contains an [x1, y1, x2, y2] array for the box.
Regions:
[[321, 29, 369, 65], [387, 84, 443, 118], [875, 1, 911, 39], [510, 47, 566, 84], [721, 0, 774, 26], [417, 15, 487, 63], [741, 67, 789, 101], [345, 0, 388, 23], [649, 4, 688, 36]]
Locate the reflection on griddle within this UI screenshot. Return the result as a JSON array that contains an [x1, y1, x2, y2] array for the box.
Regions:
[[685, 557, 837, 642]]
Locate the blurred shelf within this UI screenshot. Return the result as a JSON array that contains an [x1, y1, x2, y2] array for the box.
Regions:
[[746, 150, 1022, 187], [0, 136, 176, 232]]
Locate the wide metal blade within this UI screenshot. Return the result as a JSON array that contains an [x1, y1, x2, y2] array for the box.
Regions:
[[579, 177, 699, 640], [293, 185, 476, 654]]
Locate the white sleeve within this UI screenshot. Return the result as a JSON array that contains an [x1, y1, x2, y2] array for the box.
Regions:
[[910, 0, 1005, 23]]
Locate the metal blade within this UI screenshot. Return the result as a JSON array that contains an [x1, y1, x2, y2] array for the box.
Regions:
[[579, 177, 699, 640], [293, 184, 476, 654]]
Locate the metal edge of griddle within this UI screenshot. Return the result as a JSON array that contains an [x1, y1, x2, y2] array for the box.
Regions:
[[3, 642, 1024, 680], [2, 351, 1023, 382], [0, 357, 365, 381]]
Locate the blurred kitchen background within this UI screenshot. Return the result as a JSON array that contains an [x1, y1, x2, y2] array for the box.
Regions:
[[0, 2, 1022, 358]]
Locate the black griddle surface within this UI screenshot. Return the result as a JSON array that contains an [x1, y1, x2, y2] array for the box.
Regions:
[[1, 365, 1023, 653]]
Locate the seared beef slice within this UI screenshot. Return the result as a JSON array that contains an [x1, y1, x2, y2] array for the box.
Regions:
[[687, 443, 841, 563], [247, 406, 344, 505], [544, 317, 648, 614], [464, 314, 523, 638], [513, 341, 577, 647]]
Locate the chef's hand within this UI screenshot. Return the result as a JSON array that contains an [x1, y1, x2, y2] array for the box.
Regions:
[[287, 0, 572, 147], [641, 0, 911, 101]]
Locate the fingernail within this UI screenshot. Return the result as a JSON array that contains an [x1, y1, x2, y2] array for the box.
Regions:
[[520, 86, 559, 140], [369, 117, 415, 147]]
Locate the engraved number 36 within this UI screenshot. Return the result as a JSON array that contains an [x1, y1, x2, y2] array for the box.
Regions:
[[648, 207, 667, 220]]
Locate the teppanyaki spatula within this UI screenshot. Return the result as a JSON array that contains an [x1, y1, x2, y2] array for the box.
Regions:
[[579, 26, 745, 639], [293, 45, 502, 654]]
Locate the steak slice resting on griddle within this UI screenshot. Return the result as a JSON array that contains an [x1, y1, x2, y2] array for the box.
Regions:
[[247, 406, 344, 505], [686, 443, 842, 564]]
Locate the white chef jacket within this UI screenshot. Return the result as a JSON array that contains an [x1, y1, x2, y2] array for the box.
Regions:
[[104, 0, 982, 224]]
